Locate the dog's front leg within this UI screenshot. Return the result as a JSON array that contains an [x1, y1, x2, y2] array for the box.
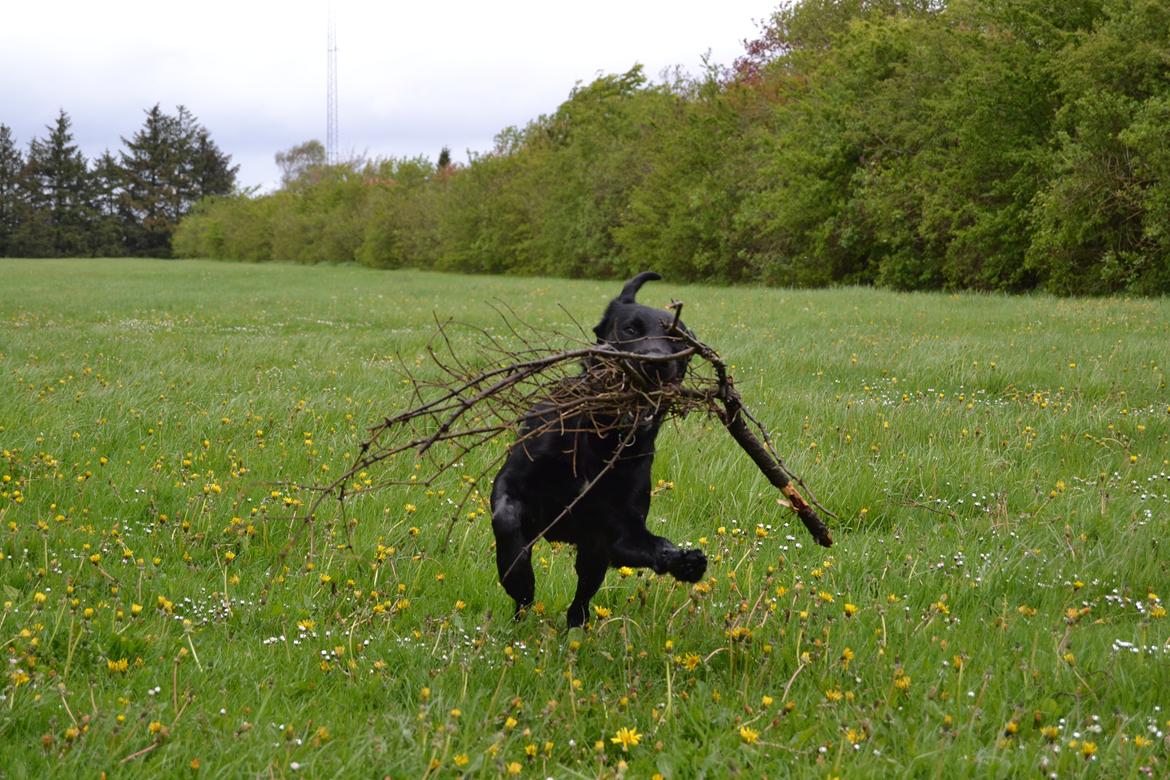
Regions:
[[566, 547, 609, 628], [491, 495, 535, 618], [609, 529, 707, 583]]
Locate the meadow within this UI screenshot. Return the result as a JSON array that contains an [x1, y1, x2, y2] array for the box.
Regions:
[[1, 258, 1167, 778]]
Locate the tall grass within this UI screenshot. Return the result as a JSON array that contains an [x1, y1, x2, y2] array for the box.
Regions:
[[1, 259, 1167, 777]]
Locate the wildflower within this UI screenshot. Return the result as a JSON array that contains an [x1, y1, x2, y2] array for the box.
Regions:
[[618, 566, 634, 577], [504, 716, 518, 731], [593, 605, 611, 619], [1041, 726, 1060, 742], [453, 754, 470, 767], [1004, 720, 1019, 737], [610, 726, 641, 751], [843, 603, 858, 617], [825, 689, 843, 702], [107, 658, 129, 674], [893, 673, 911, 692], [506, 761, 521, 775], [761, 695, 774, 707], [1081, 740, 1097, 759], [739, 725, 760, 744]]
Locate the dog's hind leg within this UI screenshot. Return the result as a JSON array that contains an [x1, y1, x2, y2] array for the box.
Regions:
[[566, 547, 609, 628], [491, 495, 535, 618], [610, 529, 707, 583]]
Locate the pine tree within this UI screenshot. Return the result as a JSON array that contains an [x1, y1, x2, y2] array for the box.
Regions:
[[89, 150, 125, 256], [20, 110, 91, 256], [119, 104, 180, 255], [191, 126, 238, 199], [0, 125, 23, 256], [119, 104, 237, 256]]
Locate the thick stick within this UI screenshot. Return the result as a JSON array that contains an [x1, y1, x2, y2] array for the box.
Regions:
[[717, 387, 833, 547], [667, 304, 832, 547]]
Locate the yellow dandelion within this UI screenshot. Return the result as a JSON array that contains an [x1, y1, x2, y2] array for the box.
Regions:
[[739, 725, 760, 744], [610, 726, 641, 751]]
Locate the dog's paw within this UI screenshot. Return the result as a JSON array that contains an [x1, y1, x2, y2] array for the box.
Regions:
[[668, 548, 707, 583]]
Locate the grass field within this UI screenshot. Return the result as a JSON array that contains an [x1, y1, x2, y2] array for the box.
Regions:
[[1, 258, 1168, 778]]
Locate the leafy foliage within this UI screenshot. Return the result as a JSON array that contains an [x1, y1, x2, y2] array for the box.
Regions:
[[177, 0, 1169, 294]]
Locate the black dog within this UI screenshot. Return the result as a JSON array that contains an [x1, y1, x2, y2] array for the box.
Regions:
[[489, 272, 708, 627]]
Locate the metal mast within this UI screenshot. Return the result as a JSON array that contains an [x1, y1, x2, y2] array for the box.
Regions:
[[326, 5, 338, 165]]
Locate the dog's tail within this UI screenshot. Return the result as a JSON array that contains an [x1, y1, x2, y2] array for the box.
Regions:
[[619, 271, 662, 303]]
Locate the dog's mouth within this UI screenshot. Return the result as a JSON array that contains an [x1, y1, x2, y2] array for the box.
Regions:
[[620, 349, 688, 389]]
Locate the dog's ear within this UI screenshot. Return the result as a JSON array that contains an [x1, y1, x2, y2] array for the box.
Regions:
[[618, 271, 662, 304]]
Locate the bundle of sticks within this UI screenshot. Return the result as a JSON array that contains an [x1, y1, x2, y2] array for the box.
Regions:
[[300, 301, 832, 551]]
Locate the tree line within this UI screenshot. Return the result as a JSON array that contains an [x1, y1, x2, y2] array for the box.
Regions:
[[98, 2, 1170, 293], [0, 106, 237, 258]]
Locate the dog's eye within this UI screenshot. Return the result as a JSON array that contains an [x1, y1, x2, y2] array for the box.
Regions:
[[621, 323, 641, 338]]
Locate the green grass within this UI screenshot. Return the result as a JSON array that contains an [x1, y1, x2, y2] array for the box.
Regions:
[[1, 258, 1168, 778]]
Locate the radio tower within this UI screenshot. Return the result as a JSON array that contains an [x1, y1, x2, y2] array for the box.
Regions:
[[326, 5, 339, 165]]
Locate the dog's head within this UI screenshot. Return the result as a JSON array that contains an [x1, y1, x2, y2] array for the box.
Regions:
[[592, 272, 691, 386]]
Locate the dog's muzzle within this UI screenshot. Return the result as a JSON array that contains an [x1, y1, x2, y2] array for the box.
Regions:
[[624, 347, 688, 388]]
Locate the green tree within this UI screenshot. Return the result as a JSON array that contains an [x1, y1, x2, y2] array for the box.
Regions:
[[19, 110, 92, 256], [1028, 0, 1170, 294], [120, 104, 236, 256], [88, 150, 126, 256], [0, 125, 23, 256], [274, 140, 327, 188]]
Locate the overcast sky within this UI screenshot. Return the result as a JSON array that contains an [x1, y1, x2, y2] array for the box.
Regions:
[[1, 0, 776, 191]]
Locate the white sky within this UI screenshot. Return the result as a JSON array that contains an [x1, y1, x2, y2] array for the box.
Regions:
[[1, 1, 777, 191]]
